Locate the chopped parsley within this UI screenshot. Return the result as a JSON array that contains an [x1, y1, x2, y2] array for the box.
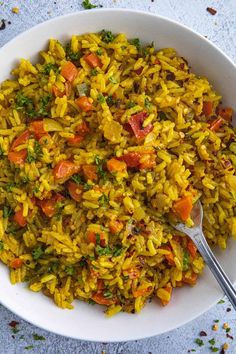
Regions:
[[94, 155, 107, 180], [32, 246, 44, 260], [24, 346, 34, 350], [98, 193, 109, 206], [210, 348, 219, 352], [97, 93, 106, 103], [26, 141, 42, 163], [96, 49, 103, 56], [0, 147, 4, 156], [65, 265, 75, 276], [88, 299, 96, 305], [32, 333, 46, 341], [95, 233, 100, 245], [42, 63, 59, 75], [214, 319, 219, 323], [106, 95, 117, 107], [5, 182, 16, 192], [217, 299, 225, 304], [3, 205, 14, 218], [209, 339, 216, 345], [15, 92, 36, 117], [0, 241, 3, 251], [83, 183, 92, 191], [91, 68, 98, 76], [126, 101, 136, 109], [65, 43, 81, 63], [183, 250, 189, 271], [144, 97, 152, 110], [82, 0, 99, 9], [26, 151, 36, 163], [159, 111, 168, 121], [33, 186, 39, 194], [131, 38, 141, 51], [195, 338, 204, 347], [108, 76, 118, 84], [37, 94, 52, 116], [112, 245, 123, 257], [95, 245, 112, 256], [71, 174, 84, 185], [100, 30, 115, 43]]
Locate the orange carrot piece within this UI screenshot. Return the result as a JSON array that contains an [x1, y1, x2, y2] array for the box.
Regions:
[[109, 220, 123, 234], [8, 150, 27, 165], [67, 135, 84, 145], [13, 206, 27, 227], [82, 164, 97, 181], [187, 239, 197, 258], [218, 107, 233, 122], [202, 101, 213, 116], [61, 61, 78, 82], [210, 117, 224, 131], [75, 96, 93, 112], [52, 85, 65, 97], [107, 158, 126, 173], [53, 160, 80, 180], [160, 287, 172, 306], [91, 293, 114, 306], [10, 258, 23, 269], [84, 53, 102, 68], [173, 196, 193, 221]]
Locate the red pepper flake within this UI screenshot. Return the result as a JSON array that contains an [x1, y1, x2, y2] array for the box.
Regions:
[[206, 7, 217, 15], [199, 330, 207, 337], [9, 321, 19, 328]]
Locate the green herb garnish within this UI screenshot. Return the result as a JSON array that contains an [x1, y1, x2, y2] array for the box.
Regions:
[[112, 245, 123, 257], [33, 186, 39, 194], [95, 245, 112, 256], [43, 63, 59, 75], [82, 0, 99, 9], [91, 68, 98, 76], [183, 250, 189, 271], [126, 101, 136, 109], [94, 155, 107, 180], [38, 94, 52, 116], [0, 147, 4, 156], [65, 265, 75, 276], [88, 299, 96, 305], [32, 333, 46, 341], [144, 97, 152, 110], [65, 43, 81, 63], [24, 346, 34, 350], [3, 205, 14, 218], [208, 339, 216, 346], [32, 246, 44, 260], [95, 233, 100, 245], [159, 111, 167, 121], [5, 182, 16, 192], [0, 241, 3, 251], [71, 174, 84, 185], [101, 30, 115, 43], [195, 338, 204, 347], [83, 183, 92, 191], [97, 93, 106, 103], [96, 49, 103, 56], [26, 151, 36, 163], [210, 348, 219, 353], [217, 299, 225, 304], [131, 38, 140, 51], [98, 193, 109, 206]]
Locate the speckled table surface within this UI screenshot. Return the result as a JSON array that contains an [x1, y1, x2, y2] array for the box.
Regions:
[[0, 0, 236, 353]]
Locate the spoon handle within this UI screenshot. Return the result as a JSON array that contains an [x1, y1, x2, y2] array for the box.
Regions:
[[197, 230, 236, 310]]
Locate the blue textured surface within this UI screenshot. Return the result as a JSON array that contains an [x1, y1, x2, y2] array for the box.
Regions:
[[0, 1, 236, 353]]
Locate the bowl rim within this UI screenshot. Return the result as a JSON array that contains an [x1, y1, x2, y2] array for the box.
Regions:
[[0, 8, 235, 342]]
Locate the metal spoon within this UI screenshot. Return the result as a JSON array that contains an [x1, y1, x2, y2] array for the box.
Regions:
[[173, 201, 236, 310]]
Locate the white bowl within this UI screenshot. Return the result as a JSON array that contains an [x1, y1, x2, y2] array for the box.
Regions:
[[0, 9, 236, 342]]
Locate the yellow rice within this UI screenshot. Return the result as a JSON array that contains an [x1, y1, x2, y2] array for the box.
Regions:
[[0, 31, 235, 315]]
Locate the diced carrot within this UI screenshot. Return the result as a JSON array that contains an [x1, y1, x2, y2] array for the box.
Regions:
[[109, 219, 123, 234], [218, 107, 233, 122], [53, 160, 80, 180], [183, 272, 198, 285], [75, 121, 90, 136], [67, 135, 84, 145], [8, 150, 27, 165], [202, 101, 213, 116], [84, 53, 102, 68], [61, 61, 78, 82], [160, 286, 172, 306], [10, 258, 23, 269], [133, 286, 152, 298], [107, 158, 126, 173], [91, 293, 114, 306], [52, 85, 65, 98], [173, 195, 193, 221], [38, 193, 64, 217], [119, 152, 141, 168], [82, 164, 97, 181], [187, 239, 197, 258], [29, 120, 46, 140], [210, 117, 224, 131], [11, 130, 30, 150], [139, 155, 156, 170], [13, 206, 27, 227], [67, 181, 83, 202], [75, 96, 93, 112]]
